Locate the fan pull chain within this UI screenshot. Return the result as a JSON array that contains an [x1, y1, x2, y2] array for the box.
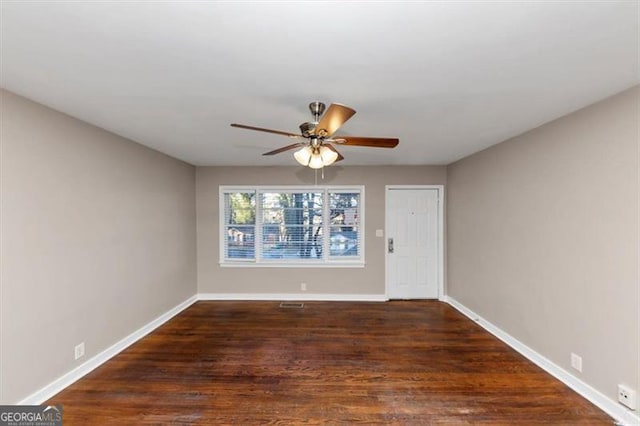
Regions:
[[312, 168, 325, 185]]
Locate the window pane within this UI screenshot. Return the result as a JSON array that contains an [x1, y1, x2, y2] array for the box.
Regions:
[[225, 193, 255, 225], [329, 192, 360, 258], [262, 225, 323, 259], [262, 207, 323, 225], [260, 192, 323, 260], [330, 192, 359, 209], [224, 192, 256, 260], [225, 225, 255, 259], [329, 226, 358, 257]]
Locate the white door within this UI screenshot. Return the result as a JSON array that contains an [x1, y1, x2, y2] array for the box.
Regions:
[[386, 188, 440, 299]]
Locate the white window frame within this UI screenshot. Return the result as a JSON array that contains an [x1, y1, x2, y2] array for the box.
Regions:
[[219, 185, 365, 268]]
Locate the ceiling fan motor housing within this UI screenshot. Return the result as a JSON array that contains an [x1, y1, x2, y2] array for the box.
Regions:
[[299, 121, 317, 138]]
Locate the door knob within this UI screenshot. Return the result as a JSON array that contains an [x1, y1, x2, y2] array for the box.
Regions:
[[388, 238, 394, 253]]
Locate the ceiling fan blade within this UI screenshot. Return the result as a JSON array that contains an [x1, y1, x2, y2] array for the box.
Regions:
[[314, 103, 356, 138], [231, 123, 302, 138], [333, 136, 399, 148], [323, 143, 344, 162], [262, 143, 304, 156]]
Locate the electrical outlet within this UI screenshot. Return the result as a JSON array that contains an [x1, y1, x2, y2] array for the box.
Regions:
[[74, 342, 85, 360], [570, 353, 582, 372], [618, 384, 637, 410], [300, 282, 307, 291]]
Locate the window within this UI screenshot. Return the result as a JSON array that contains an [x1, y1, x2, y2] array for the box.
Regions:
[[220, 186, 364, 266]]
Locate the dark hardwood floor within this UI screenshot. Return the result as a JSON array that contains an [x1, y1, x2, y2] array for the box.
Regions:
[[48, 301, 612, 424]]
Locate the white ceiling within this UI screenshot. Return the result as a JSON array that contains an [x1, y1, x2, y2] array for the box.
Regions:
[[1, 1, 638, 166]]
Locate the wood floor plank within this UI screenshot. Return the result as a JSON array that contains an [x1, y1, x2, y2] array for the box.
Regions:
[[47, 301, 613, 424]]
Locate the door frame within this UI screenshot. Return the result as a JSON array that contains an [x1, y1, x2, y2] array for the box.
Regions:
[[385, 185, 445, 300]]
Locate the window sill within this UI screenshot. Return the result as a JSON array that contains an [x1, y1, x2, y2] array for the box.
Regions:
[[219, 261, 365, 268]]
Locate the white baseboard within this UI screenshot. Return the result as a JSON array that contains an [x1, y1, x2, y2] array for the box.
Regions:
[[198, 293, 388, 302], [18, 295, 198, 405], [443, 295, 640, 426]]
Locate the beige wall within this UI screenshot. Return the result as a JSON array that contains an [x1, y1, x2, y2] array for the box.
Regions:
[[447, 86, 639, 402], [0, 90, 197, 404], [196, 166, 446, 295]]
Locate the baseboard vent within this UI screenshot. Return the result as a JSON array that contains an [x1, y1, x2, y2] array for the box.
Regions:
[[280, 302, 304, 309]]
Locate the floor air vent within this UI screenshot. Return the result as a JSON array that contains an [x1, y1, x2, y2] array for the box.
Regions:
[[279, 302, 304, 309]]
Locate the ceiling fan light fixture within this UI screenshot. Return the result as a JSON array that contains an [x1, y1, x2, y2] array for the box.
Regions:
[[308, 151, 325, 169], [294, 146, 313, 166], [319, 146, 338, 166]]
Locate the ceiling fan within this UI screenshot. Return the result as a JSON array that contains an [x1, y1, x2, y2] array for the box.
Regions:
[[231, 101, 399, 169]]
